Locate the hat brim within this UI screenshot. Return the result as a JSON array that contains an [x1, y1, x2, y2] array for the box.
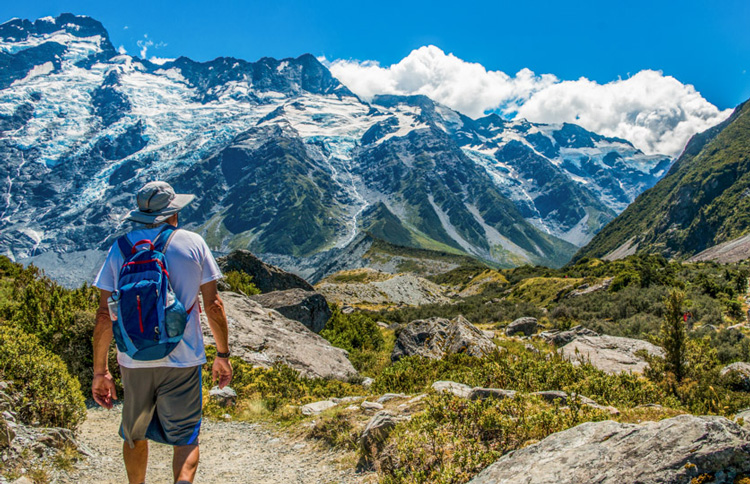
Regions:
[[126, 193, 195, 224]]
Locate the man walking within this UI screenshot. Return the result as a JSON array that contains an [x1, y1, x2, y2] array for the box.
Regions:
[[92, 181, 232, 484]]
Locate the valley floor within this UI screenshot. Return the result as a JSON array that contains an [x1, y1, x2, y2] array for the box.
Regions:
[[57, 406, 375, 484]]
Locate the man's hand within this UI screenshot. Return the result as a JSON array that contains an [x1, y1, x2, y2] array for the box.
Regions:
[[92, 371, 118, 409], [212, 357, 232, 389]]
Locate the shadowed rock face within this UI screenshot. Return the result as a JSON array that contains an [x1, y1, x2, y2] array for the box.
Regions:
[[249, 288, 331, 333], [468, 415, 750, 484], [217, 250, 314, 294], [200, 291, 356, 381], [391, 315, 496, 362], [559, 334, 664, 374]]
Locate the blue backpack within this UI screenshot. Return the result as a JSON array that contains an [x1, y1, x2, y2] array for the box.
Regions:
[[109, 225, 190, 360]]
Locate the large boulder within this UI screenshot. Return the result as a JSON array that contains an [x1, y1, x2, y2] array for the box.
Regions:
[[505, 317, 538, 337], [720, 362, 750, 391], [249, 288, 331, 333], [539, 326, 599, 346], [559, 335, 664, 374], [217, 250, 314, 293], [391, 315, 496, 362], [201, 292, 357, 381], [359, 411, 405, 466], [469, 415, 750, 484]]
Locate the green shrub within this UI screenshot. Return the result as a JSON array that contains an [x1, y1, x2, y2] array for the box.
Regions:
[[321, 306, 384, 354], [661, 290, 687, 381], [223, 270, 261, 295], [0, 324, 86, 429]]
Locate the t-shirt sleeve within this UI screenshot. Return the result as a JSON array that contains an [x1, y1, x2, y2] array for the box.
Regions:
[[199, 237, 223, 285], [93, 243, 121, 292]]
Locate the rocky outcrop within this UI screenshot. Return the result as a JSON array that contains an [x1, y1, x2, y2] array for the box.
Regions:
[[468, 415, 750, 484], [201, 291, 357, 381], [249, 288, 331, 333], [720, 362, 750, 391], [539, 325, 599, 346], [559, 334, 664, 374], [391, 315, 496, 362], [316, 273, 450, 308], [505, 317, 538, 336], [432, 381, 473, 399], [217, 250, 314, 293]]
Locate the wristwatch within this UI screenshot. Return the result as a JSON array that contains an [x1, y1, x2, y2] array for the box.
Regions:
[[216, 350, 231, 359]]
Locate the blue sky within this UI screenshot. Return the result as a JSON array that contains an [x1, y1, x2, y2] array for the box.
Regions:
[[3, 0, 749, 109]]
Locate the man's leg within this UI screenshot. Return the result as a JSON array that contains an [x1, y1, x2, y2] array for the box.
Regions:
[[173, 444, 200, 483], [123, 440, 148, 484]]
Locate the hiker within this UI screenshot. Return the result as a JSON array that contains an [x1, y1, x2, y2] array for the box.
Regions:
[[91, 181, 232, 484]]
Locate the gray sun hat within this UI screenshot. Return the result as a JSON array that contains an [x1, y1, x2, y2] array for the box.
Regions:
[[126, 181, 195, 224]]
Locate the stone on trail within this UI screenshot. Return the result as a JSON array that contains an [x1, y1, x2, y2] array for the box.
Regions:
[[301, 400, 338, 416], [249, 288, 331, 333], [432, 381, 473, 399], [209, 386, 238, 407], [391, 315, 496, 362], [201, 292, 357, 381], [505, 317, 538, 337], [468, 415, 750, 484], [720, 362, 750, 391], [559, 334, 664, 374]]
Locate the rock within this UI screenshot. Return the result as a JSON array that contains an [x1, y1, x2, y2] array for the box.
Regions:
[[249, 288, 331, 333], [0, 416, 15, 447], [505, 317, 538, 337], [201, 292, 358, 381], [359, 411, 402, 464], [391, 315, 496, 362], [361, 377, 374, 388], [341, 305, 355, 314], [539, 326, 599, 346], [720, 362, 750, 391], [209, 386, 237, 407], [12, 477, 33, 484], [407, 394, 427, 404], [35, 428, 76, 449], [559, 335, 664, 374], [727, 323, 747, 331], [468, 388, 517, 401], [482, 330, 495, 339], [377, 393, 407, 404], [361, 401, 384, 412], [531, 390, 573, 404], [317, 273, 450, 308], [735, 409, 750, 430], [432, 381, 473, 399], [331, 396, 364, 404], [566, 278, 613, 298], [216, 250, 314, 293], [377, 321, 389, 329], [468, 415, 750, 484], [301, 400, 338, 416]]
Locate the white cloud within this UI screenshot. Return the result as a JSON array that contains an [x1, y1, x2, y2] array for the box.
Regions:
[[325, 46, 731, 156], [117, 45, 127, 55], [137, 36, 153, 58]]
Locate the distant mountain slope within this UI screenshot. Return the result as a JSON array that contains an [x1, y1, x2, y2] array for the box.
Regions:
[[0, 14, 673, 277], [574, 99, 750, 261]]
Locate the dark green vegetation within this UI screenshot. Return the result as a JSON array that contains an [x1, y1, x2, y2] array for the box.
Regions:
[[223, 270, 261, 295], [576, 98, 750, 261]]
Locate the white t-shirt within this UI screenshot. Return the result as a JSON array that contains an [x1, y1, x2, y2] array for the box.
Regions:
[[93, 227, 222, 368]]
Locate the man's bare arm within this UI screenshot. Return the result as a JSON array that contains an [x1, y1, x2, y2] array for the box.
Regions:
[[200, 280, 232, 388], [92, 290, 118, 408]]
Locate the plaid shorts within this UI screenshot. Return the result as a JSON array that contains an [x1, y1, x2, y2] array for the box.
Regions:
[[119, 365, 202, 447]]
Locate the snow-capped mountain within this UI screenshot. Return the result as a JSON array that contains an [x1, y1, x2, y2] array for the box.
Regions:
[[0, 14, 671, 278]]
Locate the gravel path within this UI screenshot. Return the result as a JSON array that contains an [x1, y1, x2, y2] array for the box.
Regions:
[[58, 406, 375, 484]]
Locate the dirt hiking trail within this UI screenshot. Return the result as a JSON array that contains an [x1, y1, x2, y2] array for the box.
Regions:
[[58, 406, 375, 484]]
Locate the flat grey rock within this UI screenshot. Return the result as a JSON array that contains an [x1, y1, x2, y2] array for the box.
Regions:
[[432, 381, 473, 399], [559, 335, 664, 374], [505, 317, 538, 336], [469, 415, 750, 484], [392, 315, 496, 362], [301, 400, 338, 416], [201, 292, 357, 381]]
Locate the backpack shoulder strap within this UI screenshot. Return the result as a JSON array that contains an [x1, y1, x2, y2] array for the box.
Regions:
[[153, 225, 179, 254], [116, 235, 133, 259]]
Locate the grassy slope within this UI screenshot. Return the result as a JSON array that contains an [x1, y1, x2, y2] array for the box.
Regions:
[[575, 100, 750, 261]]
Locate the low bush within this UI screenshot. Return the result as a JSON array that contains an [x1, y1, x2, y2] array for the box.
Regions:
[[320, 306, 392, 376], [0, 324, 86, 429], [223, 270, 261, 295]]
